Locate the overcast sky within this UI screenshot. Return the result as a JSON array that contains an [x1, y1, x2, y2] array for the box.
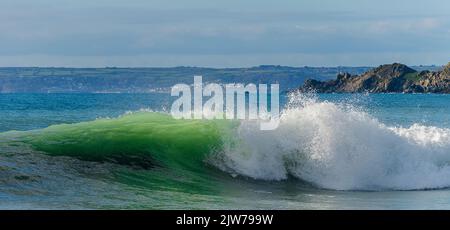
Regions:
[[0, 0, 449, 67]]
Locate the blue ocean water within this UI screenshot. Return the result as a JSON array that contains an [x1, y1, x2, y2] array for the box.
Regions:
[[1, 93, 448, 131], [0, 93, 449, 209]]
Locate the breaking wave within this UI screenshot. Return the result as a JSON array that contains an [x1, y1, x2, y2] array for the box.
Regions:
[[9, 93, 450, 191]]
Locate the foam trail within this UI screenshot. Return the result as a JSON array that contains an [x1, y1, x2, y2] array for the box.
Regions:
[[211, 93, 450, 191]]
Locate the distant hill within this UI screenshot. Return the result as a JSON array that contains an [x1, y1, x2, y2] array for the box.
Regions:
[[0, 66, 372, 93], [298, 63, 449, 93]]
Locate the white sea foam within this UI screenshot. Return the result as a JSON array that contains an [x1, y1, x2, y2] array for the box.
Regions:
[[211, 93, 450, 191]]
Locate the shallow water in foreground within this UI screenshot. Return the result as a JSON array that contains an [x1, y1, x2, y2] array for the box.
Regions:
[[0, 93, 449, 209]]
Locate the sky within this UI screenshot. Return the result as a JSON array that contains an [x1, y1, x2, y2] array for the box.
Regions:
[[0, 0, 449, 67]]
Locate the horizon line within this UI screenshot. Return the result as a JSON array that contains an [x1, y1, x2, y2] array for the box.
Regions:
[[0, 63, 442, 69]]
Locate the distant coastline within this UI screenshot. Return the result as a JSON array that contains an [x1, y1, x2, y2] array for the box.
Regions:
[[0, 65, 441, 93], [0, 66, 371, 93]]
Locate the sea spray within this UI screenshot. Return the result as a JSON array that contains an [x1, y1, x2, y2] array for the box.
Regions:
[[211, 93, 450, 190]]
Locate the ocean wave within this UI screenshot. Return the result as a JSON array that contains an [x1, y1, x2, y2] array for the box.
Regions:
[[5, 93, 450, 191]]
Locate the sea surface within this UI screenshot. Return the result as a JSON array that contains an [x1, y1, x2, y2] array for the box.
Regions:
[[0, 93, 449, 209]]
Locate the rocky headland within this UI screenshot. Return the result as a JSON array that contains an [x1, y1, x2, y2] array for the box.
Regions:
[[298, 62, 449, 93]]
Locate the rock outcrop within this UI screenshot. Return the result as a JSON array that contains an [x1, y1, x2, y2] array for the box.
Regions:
[[299, 63, 450, 93]]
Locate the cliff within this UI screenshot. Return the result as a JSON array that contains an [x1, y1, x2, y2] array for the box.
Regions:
[[299, 63, 449, 93]]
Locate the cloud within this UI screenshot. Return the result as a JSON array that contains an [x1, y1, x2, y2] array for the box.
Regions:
[[368, 17, 443, 34], [0, 0, 449, 66]]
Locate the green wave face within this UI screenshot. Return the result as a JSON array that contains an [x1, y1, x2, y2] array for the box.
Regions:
[[0, 112, 244, 196], [25, 112, 235, 172]]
